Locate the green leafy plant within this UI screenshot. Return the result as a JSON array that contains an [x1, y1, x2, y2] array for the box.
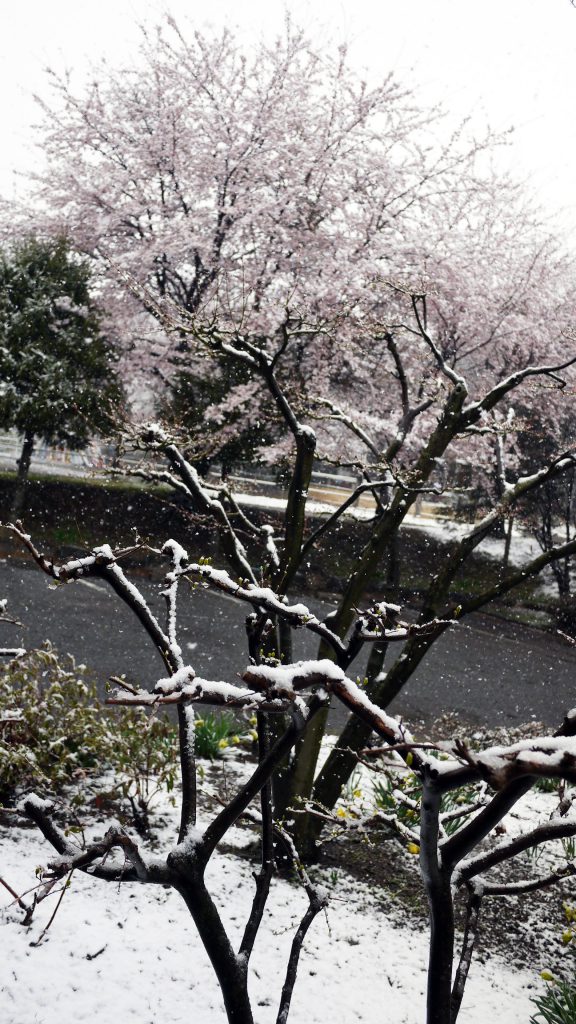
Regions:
[[530, 979, 576, 1023], [193, 712, 255, 761], [101, 711, 179, 836], [0, 646, 115, 800], [372, 769, 422, 830], [563, 839, 576, 863], [372, 765, 478, 841], [531, 904, 576, 1021], [535, 776, 565, 794], [0, 646, 178, 831]]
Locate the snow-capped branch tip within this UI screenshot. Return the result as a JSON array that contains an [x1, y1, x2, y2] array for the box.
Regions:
[[19, 795, 170, 885], [4, 521, 121, 582], [450, 735, 576, 789], [355, 604, 455, 642], [0, 597, 23, 628], [0, 647, 26, 659], [463, 351, 576, 425]]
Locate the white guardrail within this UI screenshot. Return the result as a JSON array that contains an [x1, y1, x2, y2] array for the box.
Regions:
[[0, 432, 115, 474], [0, 432, 364, 486], [0, 431, 450, 515]]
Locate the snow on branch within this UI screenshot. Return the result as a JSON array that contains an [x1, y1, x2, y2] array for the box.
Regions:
[[179, 563, 454, 659], [0, 593, 25, 658], [474, 863, 576, 898], [161, 539, 188, 669], [0, 598, 23, 627], [240, 660, 435, 771], [410, 293, 468, 390], [18, 795, 170, 885], [462, 351, 576, 426], [178, 561, 346, 657], [107, 674, 306, 714], [451, 734, 576, 789], [133, 429, 258, 584], [4, 523, 177, 675], [111, 654, 576, 799], [355, 603, 454, 643], [455, 818, 576, 886]]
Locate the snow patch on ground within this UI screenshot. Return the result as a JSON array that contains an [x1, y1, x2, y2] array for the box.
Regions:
[[1, 819, 538, 1024]]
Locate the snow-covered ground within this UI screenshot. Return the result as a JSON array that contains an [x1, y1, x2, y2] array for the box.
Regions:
[[1, 809, 539, 1024]]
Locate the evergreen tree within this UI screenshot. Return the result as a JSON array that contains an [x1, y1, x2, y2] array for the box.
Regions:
[[0, 236, 123, 511]]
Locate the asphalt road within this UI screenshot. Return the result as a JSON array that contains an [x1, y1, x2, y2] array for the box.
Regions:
[[2, 558, 576, 731]]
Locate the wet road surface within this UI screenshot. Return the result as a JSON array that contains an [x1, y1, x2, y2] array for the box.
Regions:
[[2, 559, 575, 732]]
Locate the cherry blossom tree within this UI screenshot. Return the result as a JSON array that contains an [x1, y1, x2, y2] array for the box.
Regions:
[[18, 7, 576, 864], [28, 17, 511, 398], [117, 216, 576, 855]]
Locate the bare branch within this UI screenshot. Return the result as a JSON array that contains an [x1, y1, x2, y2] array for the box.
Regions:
[[238, 713, 274, 964], [274, 824, 329, 1024], [299, 480, 391, 564], [201, 694, 328, 858], [457, 819, 576, 884], [411, 294, 467, 389], [450, 891, 481, 1023], [478, 862, 576, 897], [6, 524, 174, 671], [29, 870, 74, 947], [180, 561, 346, 658], [310, 397, 380, 458], [107, 680, 302, 714], [19, 795, 171, 885], [461, 353, 576, 427]]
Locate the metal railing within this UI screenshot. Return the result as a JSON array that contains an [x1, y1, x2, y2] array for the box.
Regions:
[[0, 431, 450, 517]]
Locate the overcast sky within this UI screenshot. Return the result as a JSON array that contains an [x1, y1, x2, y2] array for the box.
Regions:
[[2, 0, 575, 234]]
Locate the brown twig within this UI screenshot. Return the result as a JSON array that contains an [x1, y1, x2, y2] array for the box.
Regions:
[[29, 871, 74, 947]]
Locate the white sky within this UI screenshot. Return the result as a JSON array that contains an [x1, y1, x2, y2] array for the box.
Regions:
[[1, 0, 576, 234]]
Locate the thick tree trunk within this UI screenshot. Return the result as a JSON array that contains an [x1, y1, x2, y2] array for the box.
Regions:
[[282, 388, 469, 856], [290, 640, 388, 859], [175, 876, 254, 1024], [420, 784, 455, 1024], [299, 631, 443, 856], [425, 869, 455, 1024], [11, 429, 35, 517]]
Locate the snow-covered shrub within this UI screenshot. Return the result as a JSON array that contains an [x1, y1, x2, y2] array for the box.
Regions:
[[0, 646, 114, 801], [0, 646, 178, 828]]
